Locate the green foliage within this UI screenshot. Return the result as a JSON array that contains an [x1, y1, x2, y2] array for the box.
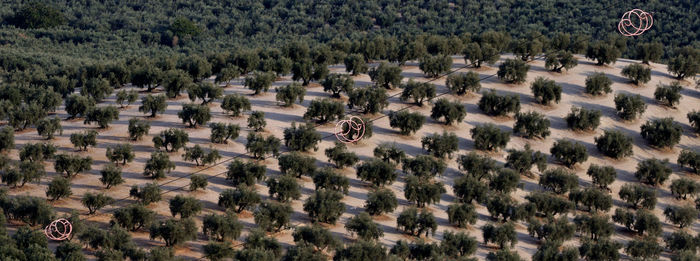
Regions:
[[239, 229, 283, 259], [345, 212, 383, 241], [635, 158, 672, 186], [421, 131, 459, 158], [618, 183, 657, 210], [612, 208, 661, 236], [678, 149, 700, 174], [344, 54, 368, 76], [348, 86, 389, 114], [482, 222, 517, 249], [586, 164, 617, 191], [55, 241, 87, 261], [169, 195, 203, 218], [463, 42, 499, 68], [220, 94, 251, 117], [225, 159, 265, 186], [356, 159, 397, 187], [312, 167, 350, 195], [189, 174, 208, 191], [81, 192, 114, 214], [636, 42, 664, 64], [471, 123, 510, 151], [364, 188, 397, 216], [625, 237, 662, 260], [322, 74, 354, 98], [550, 140, 588, 168], [203, 241, 235, 261], [594, 130, 633, 159], [127, 118, 150, 141], [138, 94, 167, 117], [430, 98, 466, 125], [668, 47, 700, 79], [404, 175, 445, 208], [453, 174, 489, 204], [478, 90, 520, 117], [513, 37, 543, 61], [209, 122, 240, 144], [565, 106, 601, 131], [497, 59, 530, 84], [106, 144, 134, 165], [202, 212, 242, 241], [397, 207, 437, 237], [247, 110, 267, 131], [245, 132, 280, 159], [504, 144, 547, 177], [19, 142, 56, 162], [614, 93, 646, 120], [539, 168, 578, 194], [153, 128, 189, 152], [402, 155, 446, 179], [573, 214, 614, 240], [84, 105, 120, 128], [490, 168, 522, 195], [218, 186, 261, 213], [487, 249, 522, 261], [335, 240, 388, 261], [654, 81, 683, 107], [65, 95, 94, 119], [143, 151, 175, 179], [579, 239, 623, 261], [81, 77, 113, 102], [266, 175, 301, 202], [255, 200, 294, 232], [293, 225, 340, 252], [131, 62, 163, 92], [178, 55, 211, 81], [284, 122, 321, 152], [276, 83, 306, 107], [304, 98, 345, 123], [183, 145, 221, 166], [569, 187, 612, 212], [46, 176, 72, 201], [640, 118, 682, 148], [278, 151, 317, 178], [36, 117, 62, 139], [292, 58, 328, 86], [670, 178, 699, 200], [585, 41, 621, 65], [373, 143, 406, 165], [8, 103, 46, 131], [178, 103, 211, 128], [447, 203, 478, 228], [419, 55, 452, 78], [664, 230, 698, 253], [688, 110, 700, 134], [400, 80, 436, 106], [69, 130, 97, 151], [388, 110, 425, 135], [663, 205, 698, 228], [545, 51, 578, 72], [149, 218, 197, 247], [187, 82, 222, 104], [584, 72, 613, 95], [115, 89, 138, 108], [369, 62, 403, 89], [162, 69, 194, 98], [10, 2, 65, 29], [513, 111, 550, 139], [129, 183, 162, 205], [530, 77, 562, 105], [0, 195, 55, 226], [325, 142, 360, 168], [446, 71, 481, 95], [527, 216, 575, 242], [54, 154, 92, 178], [621, 63, 651, 85]]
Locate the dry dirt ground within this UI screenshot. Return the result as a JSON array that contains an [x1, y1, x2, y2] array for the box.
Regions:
[[3, 54, 700, 260]]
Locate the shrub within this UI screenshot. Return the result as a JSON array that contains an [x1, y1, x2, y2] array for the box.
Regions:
[[614, 93, 646, 120], [421, 131, 459, 158], [202, 212, 242, 241], [419, 54, 452, 78], [325, 142, 359, 168], [303, 190, 345, 224], [640, 118, 682, 149], [106, 144, 134, 165], [471, 123, 510, 152], [70, 130, 98, 151], [550, 140, 588, 168], [183, 145, 221, 166], [189, 175, 208, 191], [221, 94, 251, 116], [312, 167, 350, 194], [446, 71, 481, 95], [247, 111, 266, 131], [621, 64, 651, 85], [245, 132, 280, 159], [654, 81, 683, 107], [404, 175, 445, 207], [513, 111, 550, 139], [565, 106, 601, 131], [544, 51, 578, 72], [356, 159, 397, 187], [303, 98, 345, 123], [584, 72, 613, 95], [497, 59, 530, 84], [399, 80, 436, 106], [667, 47, 700, 79], [129, 183, 162, 205], [539, 168, 579, 194], [322, 73, 354, 97], [209, 122, 240, 144], [586, 164, 617, 191], [46, 176, 72, 201], [482, 222, 517, 249], [138, 94, 167, 117], [149, 218, 197, 247], [128, 118, 150, 141], [266, 175, 301, 202], [594, 130, 633, 159], [430, 98, 466, 125], [530, 77, 562, 105], [169, 195, 203, 218], [348, 86, 389, 114], [635, 158, 672, 186], [364, 188, 397, 216], [152, 128, 189, 152], [218, 186, 261, 213], [388, 110, 425, 135], [143, 151, 175, 179], [478, 90, 520, 117], [663, 205, 698, 228], [283, 122, 321, 152], [505, 144, 547, 176], [396, 207, 437, 237], [225, 159, 265, 186], [368, 62, 403, 89], [278, 152, 317, 178], [36, 117, 62, 139], [678, 149, 700, 174], [276, 83, 305, 107], [618, 184, 657, 209]]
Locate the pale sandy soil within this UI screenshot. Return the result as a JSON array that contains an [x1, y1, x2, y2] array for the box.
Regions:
[[3, 54, 699, 260]]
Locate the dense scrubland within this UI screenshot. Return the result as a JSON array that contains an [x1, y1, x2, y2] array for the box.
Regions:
[[0, 1, 700, 261]]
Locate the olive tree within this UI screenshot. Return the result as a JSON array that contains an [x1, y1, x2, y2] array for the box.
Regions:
[[149, 218, 197, 247], [128, 118, 150, 141], [218, 186, 261, 213], [678, 149, 700, 174], [221, 94, 251, 117], [457, 151, 499, 180], [54, 154, 92, 178], [419, 55, 452, 78], [612, 208, 661, 236], [152, 128, 189, 152], [276, 83, 305, 107], [373, 143, 406, 165], [162, 69, 194, 98], [663, 205, 698, 228], [569, 188, 612, 213], [471, 123, 510, 152], [584, 72, 613, 96], [565, 107, 601, 131], [618, 184, 657, 209], [453, 176, 489, 204], [539, 168, 579, 194], [312, 167, 350, 195], [636, 42, 664, 64], [322, 74, 354, 98], [106, 144, 134, 165], [625, 237, 662, 261], [325, 142, 360, 168], [303, 98, 345, 123], [189, 175, 208, 191], [478, 90, 520, 117], [397, 207, 438, 237], [65, 94, 95, 119], [111, 204, 156, 231], [209, 122, 240, 144], [245, 132, 280, 159], [178, 103, 211, 128], [143, 151, 175, 179], [594, 130, 633, 159], [614, 93, 646, 120], [129, 183, 162, 204], [225, 159, 265, 186], [183, 145, 221, 166], [462, 42, 499, 68], [399, 80, 436, 106], [446, 71, 481, 95], [667, 47, 700, 80], [585, 41, 621, 65], [247, 111, 266, 131], [634, 158, 672, 186], [654, 81, 683, 108], [497, 59, 530, 84], [513, 111, 551, 139], [116, 89, 138, 108], [364, 188, 398, 216], [621, 64, 651, 85], [527, 217, 575, 243], [482, 222, 517, 249], [404, 175, 445, 208], [278, 151, 316, 178], [19, 142, 56, 162], [550, 140, 588, 168], [138, 94, 167, 117], [46, 176, 72, 201], [348, 86, 389, 114], [545, 51, 578, 72], [689, 110, 700, 134], [266, 175, 301, 202], [81, 193, 114, 214], [421, 131, 459, 158], [344, 54, 368, 76], [368, 62, 402, 89], [430, 98, 466, 125], [292, 225, 341, 251], [447, 203, 478, 228], [283, 122, 322, 152], [303, 189, 345, 224], [388, 110, 425, 135], [169, 195, 203, 218], [70, 130, 98, 151], [36, 117, 62, 139], [356, 159, 397, 187], [345, 212, 383, 241], [586, 164, 617, 191], [530, 77, 562, 105], [579, 239, 623, 261], [202, 212, 243, 242], [505, 144, 547, 176], [187, 82, 223, 104], [640, 118, 682, 149]]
